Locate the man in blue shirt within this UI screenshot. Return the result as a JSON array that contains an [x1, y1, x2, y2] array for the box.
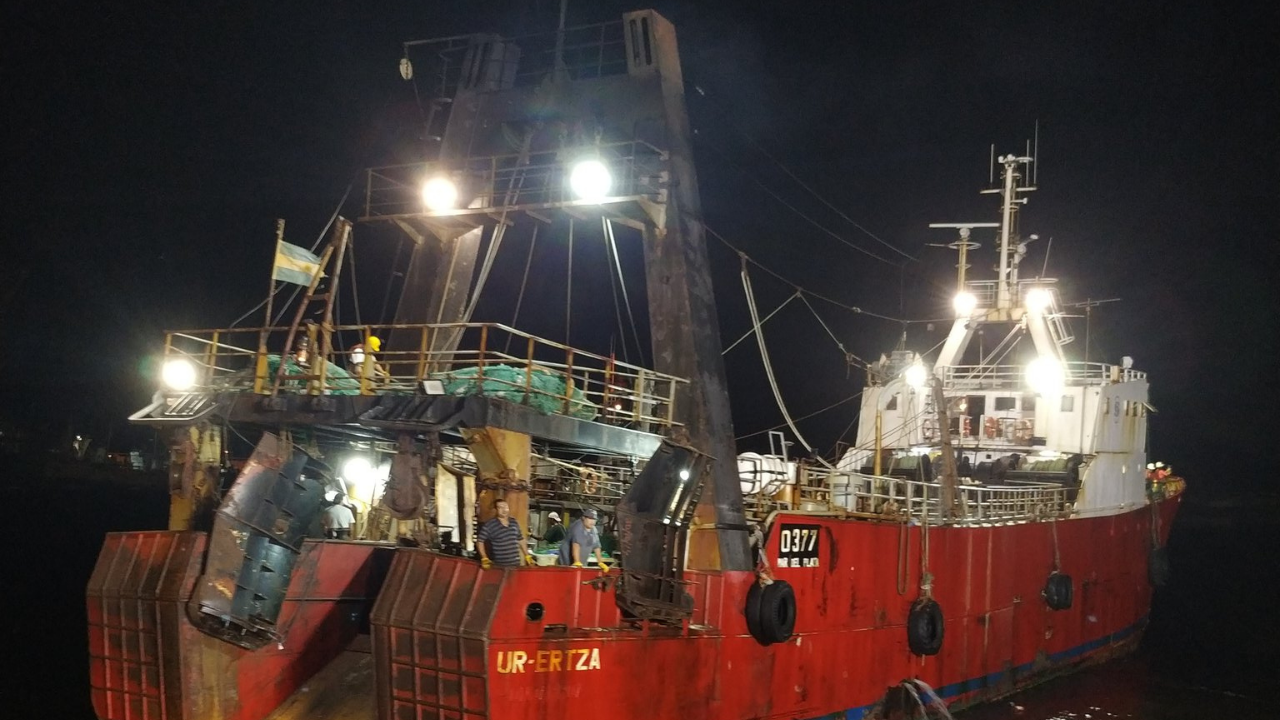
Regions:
[[559, 508, 609, 572], [477, 499, 529, 569]]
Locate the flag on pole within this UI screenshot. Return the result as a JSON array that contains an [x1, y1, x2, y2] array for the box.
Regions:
[[272, 241, 322, 285]]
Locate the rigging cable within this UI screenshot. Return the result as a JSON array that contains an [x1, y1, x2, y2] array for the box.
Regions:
[[565, 218, 573, 345], [740, 256, 835, 468], [230, 177, 355, 329], [733, 130, 917, 264], [736, 389, 863, 441], [604, 218, 646, 367], [703, 222, 909, 324], [503, 223, 539, 355], [602, 219, 631, 363], [699, 141, 900, 268], [723, 290, 800, 355]]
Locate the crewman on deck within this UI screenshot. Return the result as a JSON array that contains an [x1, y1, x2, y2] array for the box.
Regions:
[[322, 493, 356, 540], [542, 511, 567, 545], [349, 335, 389, 383], [559, 508, 609, 572], [477, 499, 530, 569]]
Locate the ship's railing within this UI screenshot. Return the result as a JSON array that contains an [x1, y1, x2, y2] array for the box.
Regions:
[[767, 469, 1075, 524], [360, 139, 668, 220], [159, 322, 685, 430], [405, 20, 629, 99], [941, 361, 1146, 390]]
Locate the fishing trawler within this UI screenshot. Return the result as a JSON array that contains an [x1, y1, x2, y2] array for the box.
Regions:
[[87, 9, 1182, 720]]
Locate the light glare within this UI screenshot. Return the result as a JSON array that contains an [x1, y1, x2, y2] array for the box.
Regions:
[[161, 359, 197, 391], [421, 176, 458, 212], [1025, 288, 1053, 314], [569, 159, 612, 201], [953, 291, 978, 317], [1026, 356, 1065, 396], [904, 363, 928, 389]]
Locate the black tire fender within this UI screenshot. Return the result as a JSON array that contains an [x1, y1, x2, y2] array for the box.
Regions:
[[907, 597, 945, 656], [1043, 572, 1074, 611], [745, 582, 765, 643], [1148, 546, 1170, 588], [759, 580, 797, 644]]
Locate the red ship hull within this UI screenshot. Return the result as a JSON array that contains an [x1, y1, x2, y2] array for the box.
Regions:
[[88, 492, 1180, 720]]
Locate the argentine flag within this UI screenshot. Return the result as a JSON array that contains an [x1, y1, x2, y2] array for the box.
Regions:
[[272, 242, 322, 286]]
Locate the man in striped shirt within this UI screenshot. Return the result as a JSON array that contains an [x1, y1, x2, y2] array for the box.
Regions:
[[477, 499, 529, 569]]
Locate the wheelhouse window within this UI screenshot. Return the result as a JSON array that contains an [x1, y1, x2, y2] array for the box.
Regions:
[[994, 397, 1017, 411], [1061, 395, 1075, 412]]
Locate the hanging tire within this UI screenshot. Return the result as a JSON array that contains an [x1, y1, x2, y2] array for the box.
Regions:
[[745, 582, 765, 643], [746, 580, 796, 645], [1043, 572, 1074, 611], [759, 581, 797, 644], [907, 598, 944, 656], [1148, 546, 1170, 588]]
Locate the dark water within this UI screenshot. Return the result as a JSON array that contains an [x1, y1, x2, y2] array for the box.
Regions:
[[1, 467, 1273, 719]]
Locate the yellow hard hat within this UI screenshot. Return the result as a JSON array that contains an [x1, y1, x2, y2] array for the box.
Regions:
[[367, 336, 382, 352]]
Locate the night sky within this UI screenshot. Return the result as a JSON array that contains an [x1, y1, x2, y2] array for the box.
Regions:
[[4, 0, 1276, 489]]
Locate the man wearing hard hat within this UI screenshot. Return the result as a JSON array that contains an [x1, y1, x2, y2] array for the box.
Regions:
[[349, 335, 389, 383]]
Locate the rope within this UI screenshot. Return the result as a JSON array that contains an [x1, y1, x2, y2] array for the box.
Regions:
[[1051, 517, 1062, 572], [798, 293, 862, 363], [733, 131, 917, 264], [503, 224, 538, 355], [735, 389, 862, 441], [695, 124, 903, 268], [919, 511, 933, 598], [565, 218, 574, 345], [704, 223, 912, 324], [603, 219, 630, 363], [604, 219, 645, 366], [724, 291, 799, 355], [740, 258, 837, 469], [232, 178, 354, 329]]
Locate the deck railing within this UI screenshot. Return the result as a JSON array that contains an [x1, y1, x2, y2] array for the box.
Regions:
[[747, 467, 1074, 525], [941, 361, 1146, 390], [159, 322, 686, 430]]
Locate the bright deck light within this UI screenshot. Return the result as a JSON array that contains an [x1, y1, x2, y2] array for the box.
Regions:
[[904, 363, 928, 389], [953, 291, 978, 317], [421, 176, 458, 211], [1025, 288, 1053, 314], [342, 456, 375, 483], [161, 358, 197, 391], [1026, 356, 1065, 396], [569, 159, 612, 201]]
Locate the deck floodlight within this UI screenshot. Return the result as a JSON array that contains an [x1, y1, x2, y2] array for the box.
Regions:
[[421, 176, 458, 212], [569, 159, 612, 201], [1025, 288, 1053, 315], [161, 358, 197, 391], [953, 291, 978, 317], [1026, 356, 1065, 396], [342, 456, 375, 483], [904, 362, 928, 389]]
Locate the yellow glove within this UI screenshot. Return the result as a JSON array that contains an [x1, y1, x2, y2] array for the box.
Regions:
[[520, 555, 531, 567], [481, 557, 492, 570], [597, 561, 610, 574], [572, 561, 583, 567]]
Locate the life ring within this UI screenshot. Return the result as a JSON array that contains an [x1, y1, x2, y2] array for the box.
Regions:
[[1148, 546, 1170, 588], [907, 598, 944, 656], [745, 580, 797, 646], [1043, 572, 1074, 611]]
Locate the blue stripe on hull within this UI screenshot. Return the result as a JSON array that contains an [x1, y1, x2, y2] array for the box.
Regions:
[[809, 617, 1147, 720]]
